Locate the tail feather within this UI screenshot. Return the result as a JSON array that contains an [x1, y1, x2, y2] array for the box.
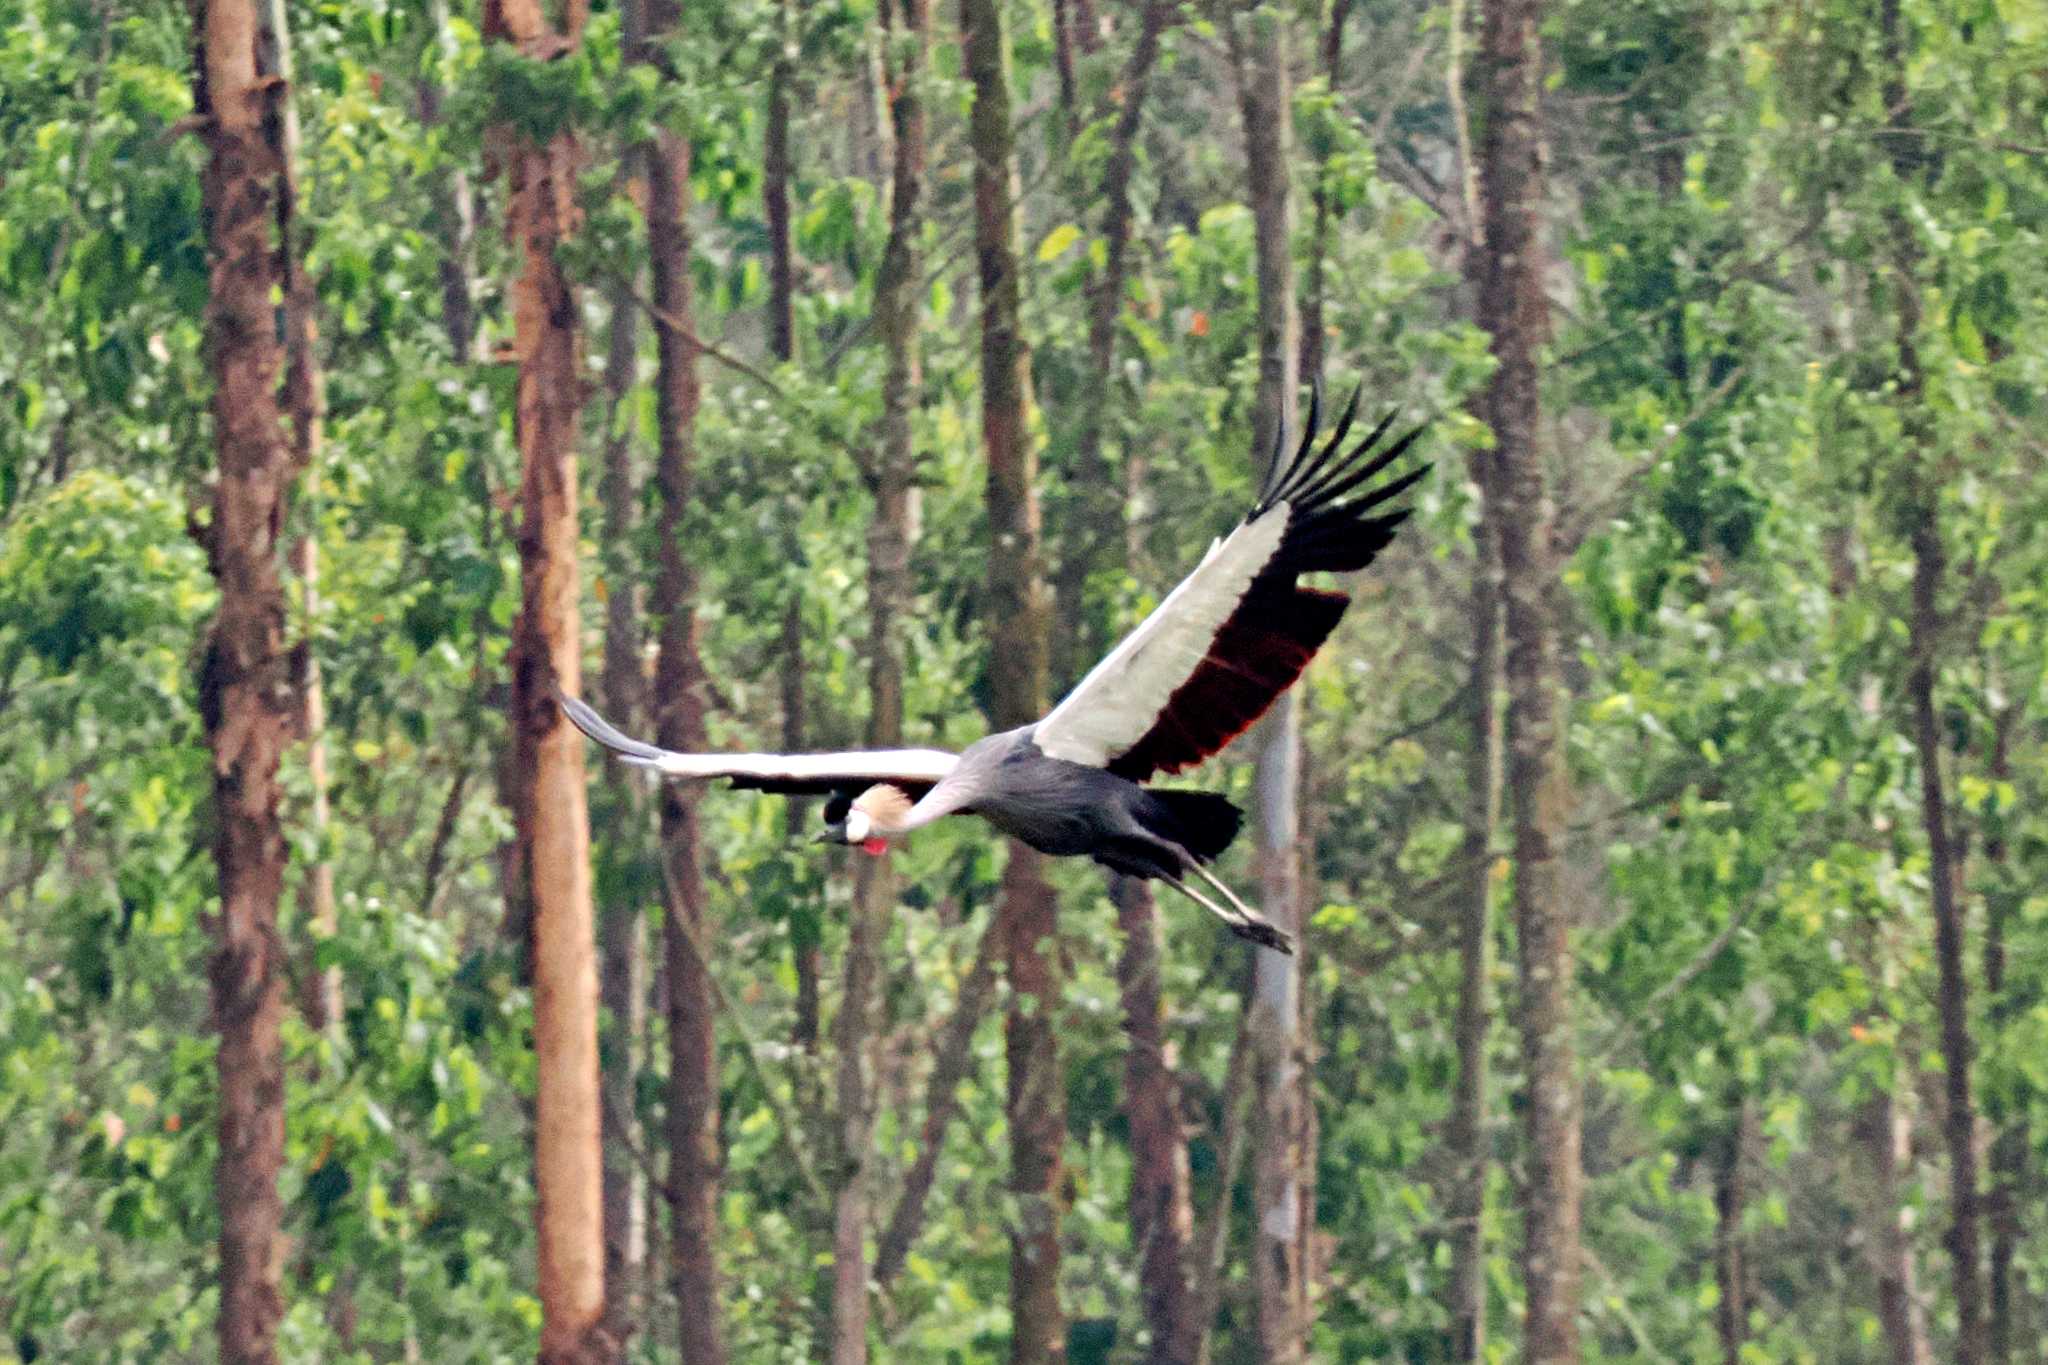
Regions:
[[1139, 789, 1245, 864]]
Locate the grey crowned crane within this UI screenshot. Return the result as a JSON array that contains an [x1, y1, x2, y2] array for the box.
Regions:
[[563, 388, 1425, 954]]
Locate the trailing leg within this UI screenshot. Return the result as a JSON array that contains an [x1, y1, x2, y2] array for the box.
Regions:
[[1158, 872, 1293, 954]]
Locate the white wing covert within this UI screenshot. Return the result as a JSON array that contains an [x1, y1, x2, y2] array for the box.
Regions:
[[1034, 387, 1426, 783]]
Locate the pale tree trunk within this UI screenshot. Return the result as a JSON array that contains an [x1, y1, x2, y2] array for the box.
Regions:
[[1447, 0, 1501, 1347], [1860, 1078, 1935, 1365], [254, 0, 340, 1040], [484, 1, 608, 1360], [597, 0, 648, 1319], [639, 0, 728, 1354], [963, 0, 1065, 1355], [1445, 456, 1501, 1362], [1882, 4, 1985, 1355], [254, 0, 354, 1340], [192, 2, 301, 1357], [1226, 5, 1310, 1356], [827, 3, 929, 1356], [1473, 0, 1581, 1355]]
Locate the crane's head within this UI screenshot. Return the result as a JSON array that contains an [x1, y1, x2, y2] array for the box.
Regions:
[[815, 784, 913, 856]]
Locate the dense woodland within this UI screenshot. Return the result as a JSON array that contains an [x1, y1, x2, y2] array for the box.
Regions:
[[2, 0, 2046, 1359]]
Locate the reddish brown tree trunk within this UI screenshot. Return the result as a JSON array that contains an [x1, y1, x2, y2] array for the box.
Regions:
[[1225, 5, 1311, 1356], [485, 1, 609, 1359], [639, 0, 728, 1356], [963, 0, 1065, 1355], [1473, 0, 1581, 1356], [192, 3, 300, 1357]]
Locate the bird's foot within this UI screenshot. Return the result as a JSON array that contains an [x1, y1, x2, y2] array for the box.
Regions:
[[1228, 915, 1294, 955]]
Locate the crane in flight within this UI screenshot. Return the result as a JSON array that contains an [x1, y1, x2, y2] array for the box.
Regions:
[[564, 387, 1425, 953]]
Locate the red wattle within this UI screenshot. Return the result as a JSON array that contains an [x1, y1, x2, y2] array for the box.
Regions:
[[861, 837, 889, 856]]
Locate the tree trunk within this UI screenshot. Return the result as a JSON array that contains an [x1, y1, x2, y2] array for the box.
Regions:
[[1713, 1095, 1755, 1365], [1447, 2, 1502, 1344], [765, 0, 797, 365], [192, 2, 300, 1356], [963, 0, 1065, 1355], [1446, 454, 1501, 1362], [597, 92, 648, 1339], [768, 21, 814, 1057], [1226, 5, 1310, 1356], [1118, 877, 1199, 1364], [485, 0, 608, 1358], [1984, 705, 2023, 1364], [421, 0, 476, 363], [1861, 1081, 1935, 1365], [1051, 0, 1174, 688], [828, 5, 929, 1354], [1882, 3, 1984, 1354], [253, 0, 340, 1040], [1473, 0, 1581, 1355], [639, 0, 728, 1356], [1299, 0, 1350, 381], [873, 923, 1003, 1289]]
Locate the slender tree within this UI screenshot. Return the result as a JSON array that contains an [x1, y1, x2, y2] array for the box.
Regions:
[[827, 4, 929, 1353], [636, 0, 729, 1352], [1882, 3, 1984, 1354], [1225, 3, 1312, 1354], [252, 0, 340, 1039], [596, 0, 649, 1321], [1473, 0, 1581, 1355], [191, 0, 301, 1356], [764, 0, 798, 367], [963, 0, 1065, 1354], [485, 0, 608, 1359], [1712, 1097, 1755, 1365], [1039, 6, 1199, 1353], [1445, 0, 1502, 1350], [422, 0, 476, 363], [1051, 0, 1174, 684], [1983, 702, 2024, 1363]]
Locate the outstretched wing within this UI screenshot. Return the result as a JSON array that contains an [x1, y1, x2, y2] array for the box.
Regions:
[[1033, 386, 1425, 783], [561, 694, 956, 796]]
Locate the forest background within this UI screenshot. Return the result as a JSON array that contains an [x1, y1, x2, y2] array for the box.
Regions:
[[2, 0, 2046, 1360]]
